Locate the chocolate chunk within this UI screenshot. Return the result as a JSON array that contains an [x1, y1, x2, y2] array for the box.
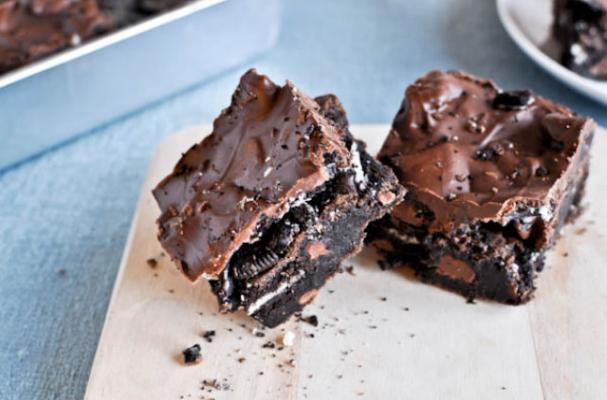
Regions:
[[492, 90, 534, 110], [535, 166, 550, 177], [473, 147, 499, 161], [300, 315, 319, 327], [368, 70, 595, 304], [182, 344, 202, 365]]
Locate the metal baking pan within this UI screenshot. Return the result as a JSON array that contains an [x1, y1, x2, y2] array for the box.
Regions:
[[0, 0, 281, 171]]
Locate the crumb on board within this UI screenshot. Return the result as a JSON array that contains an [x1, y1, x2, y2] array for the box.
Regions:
[[202, 330, 216, 343], [182, 344, 203, 365], [300, 315, 319, 327]]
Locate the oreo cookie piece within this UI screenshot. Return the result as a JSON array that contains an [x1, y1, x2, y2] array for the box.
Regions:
[[368, 70, 595, 304], [153, 69, 405, 327], [553, 0, 607, 80]]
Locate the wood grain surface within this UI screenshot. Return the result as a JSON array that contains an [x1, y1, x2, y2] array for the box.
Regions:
[[84, 125, 607, 400]]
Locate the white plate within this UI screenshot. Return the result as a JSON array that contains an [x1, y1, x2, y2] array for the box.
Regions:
[[497, 0, 607, 106]]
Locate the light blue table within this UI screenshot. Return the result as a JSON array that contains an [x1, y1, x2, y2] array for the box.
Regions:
[[0, 1, 604, 398]]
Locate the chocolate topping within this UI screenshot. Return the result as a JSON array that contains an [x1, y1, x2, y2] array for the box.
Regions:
[[0, 0, 111, 73], [153, 69, 352, 281], [380, 70, 595, 233]]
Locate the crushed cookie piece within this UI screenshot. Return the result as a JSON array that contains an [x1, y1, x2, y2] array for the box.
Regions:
[[300, 315, 319, 327], [182, 344, 202, 365], [202, 330, 216, 343]]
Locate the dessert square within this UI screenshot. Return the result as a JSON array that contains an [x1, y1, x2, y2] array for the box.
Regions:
[[153, 69, 404, 327], [368, 70, 595, 303], [0, 0, 111, 74], [553, 0, 607, 80]]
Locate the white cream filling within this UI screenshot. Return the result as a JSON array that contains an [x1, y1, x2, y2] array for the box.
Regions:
[[385, 227, 420, 244], [246, 271, 305, 315], [350, 142, 367, 190]]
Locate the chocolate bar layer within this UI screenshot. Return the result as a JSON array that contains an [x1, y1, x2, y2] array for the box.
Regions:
[[368, 70, 595, 303], [153, 69, 404, 327]]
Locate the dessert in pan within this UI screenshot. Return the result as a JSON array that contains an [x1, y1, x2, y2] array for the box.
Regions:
[[0, 0, 191, 74], [153, 69, 404, 327], [368, 70, 595, 304], [553, 0, 607, 80]]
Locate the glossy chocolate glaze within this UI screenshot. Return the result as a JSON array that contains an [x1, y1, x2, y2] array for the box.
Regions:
[[379, 70, 595, 235], [153, 69, 352, 281], [0, 0, 111, 73]]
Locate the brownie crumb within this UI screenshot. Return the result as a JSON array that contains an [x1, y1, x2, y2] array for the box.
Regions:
[[345, 265, 356, 276], [202, 330, 216, 343], [262, 341, 275, 349], [146, 258, 158, 268], [252, 328, 266, 338], [237, 357, 246, 363], [300, 315, 319, 327], [379, 297, 387, 302], [182, 344, 203, 365], [56, 268, 66, 276]]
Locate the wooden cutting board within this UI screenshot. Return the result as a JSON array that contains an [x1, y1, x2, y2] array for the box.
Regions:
[[85, 125, 607, 400]]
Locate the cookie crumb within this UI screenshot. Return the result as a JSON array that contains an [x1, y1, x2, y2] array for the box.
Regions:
[[202, 330, 216, 343], [252, 328, 265, 338], [182, 344, 203, 365], [300, 315, 319, 327]]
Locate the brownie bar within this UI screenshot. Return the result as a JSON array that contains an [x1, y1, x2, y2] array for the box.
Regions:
[[0, 0, 111, 74], [368, 70, 595, 304], [153, 69, 404, 327], [0, 0, 191, 74], [553, 0, 607, 80]]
